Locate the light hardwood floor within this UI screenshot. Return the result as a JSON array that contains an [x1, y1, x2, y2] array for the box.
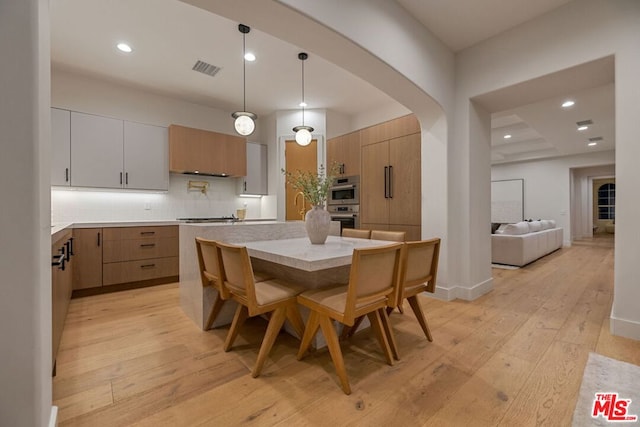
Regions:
[[53, 242, 640, 426]]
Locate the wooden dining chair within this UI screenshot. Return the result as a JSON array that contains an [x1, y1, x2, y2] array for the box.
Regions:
[[195, 237, 227, 330], [215, 241, 305, 377], [388, 238, 441, 341], [370, 230, 406, 242], [297, 242, 403, 395], [341, 228, 371, 239]]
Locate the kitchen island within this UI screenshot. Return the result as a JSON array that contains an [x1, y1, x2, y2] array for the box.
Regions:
[[179, 221, 341, 329]]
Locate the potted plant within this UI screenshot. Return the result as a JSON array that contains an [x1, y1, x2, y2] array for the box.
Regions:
[[282, 163, 338, 244]]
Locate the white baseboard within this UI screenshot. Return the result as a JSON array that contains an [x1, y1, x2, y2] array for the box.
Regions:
[[428, 278, 494, 302], [610, 315, 640, 341], [49, 406, 58, 427]]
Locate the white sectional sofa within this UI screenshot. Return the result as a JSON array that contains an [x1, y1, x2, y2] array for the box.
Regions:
[[491, 220, 563, 267]]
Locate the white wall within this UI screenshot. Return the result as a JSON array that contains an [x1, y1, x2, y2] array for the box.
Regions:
[[456, 0, 640, 339], [0, 1, 53, 425], [51, 69, 269, 222], [492, 151, 615, 245]]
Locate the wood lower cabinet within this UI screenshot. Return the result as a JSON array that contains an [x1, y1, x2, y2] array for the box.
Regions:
[[52, 229, 73, 372], [169, 124, 246, 177], [72, 228, 103, 290], [102, 226, 179, 286], [72, 225, 179, 290]]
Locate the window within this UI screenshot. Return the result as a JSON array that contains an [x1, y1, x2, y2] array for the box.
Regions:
[[597, 183, 615, 220]]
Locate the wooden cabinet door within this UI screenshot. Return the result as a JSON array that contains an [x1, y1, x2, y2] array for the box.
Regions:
[[51, 108, 71, 186], [241, 142, 267, 195], [360, 141, 389, 224], [327, 132, 360, 176], [71, 112, 124, 188], [72, 228, 103, 289], [124, 121, 169, 191], [389, 133, 421, 226], [169, 124, 246, 176]]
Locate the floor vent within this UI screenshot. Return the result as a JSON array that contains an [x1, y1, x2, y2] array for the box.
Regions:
[[192, 60, 222, 77]]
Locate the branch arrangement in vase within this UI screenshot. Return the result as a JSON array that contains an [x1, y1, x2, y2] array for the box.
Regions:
[[282, 162, 339, 207]]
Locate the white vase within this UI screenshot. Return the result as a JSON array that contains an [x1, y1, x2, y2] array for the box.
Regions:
[[304, 205, 331, 244]]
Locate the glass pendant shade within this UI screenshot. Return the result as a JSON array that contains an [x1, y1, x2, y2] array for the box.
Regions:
[[232, 112, 256, 136], [293, 126, 313, 146]]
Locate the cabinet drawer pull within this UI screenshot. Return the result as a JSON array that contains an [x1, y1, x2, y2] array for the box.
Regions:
[[140, 264, 156, 269], [140, 243, 156, 248], [140, 231, 155, 236]]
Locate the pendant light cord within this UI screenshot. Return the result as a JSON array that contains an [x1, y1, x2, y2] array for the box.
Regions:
[[243, 31, 246, 112], [301, 55, 305, 126]]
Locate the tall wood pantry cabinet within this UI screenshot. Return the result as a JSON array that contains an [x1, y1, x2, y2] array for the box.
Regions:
[[359, 115, 422, 241]]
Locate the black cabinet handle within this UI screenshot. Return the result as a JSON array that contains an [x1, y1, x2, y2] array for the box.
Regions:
[[140, 231, 155, 236], [125, 172, 129, 185], [65, 168, 69, 182], [52, 248, 66, 271], [140, 243, 156, 248], [244, 181, 247, 192], [389, 165, 393, 199], [64, 240, 73, 261], [120, 172, 123, 185], [384, 166, 388, 198], [97, 232, 101, 247], [140, 264, 156, 269]]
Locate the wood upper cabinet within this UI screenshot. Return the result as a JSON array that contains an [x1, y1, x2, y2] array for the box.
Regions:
[[388, 133, 421, 226], [327, 131, 360, 176], [51, 108, 71, 186], [72, 228, 103, 290], [169, 124, 246, 177], [360, 114, 420, 147]]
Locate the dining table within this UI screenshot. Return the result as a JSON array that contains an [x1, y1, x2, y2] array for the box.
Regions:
[[244, 235, 397, 288]]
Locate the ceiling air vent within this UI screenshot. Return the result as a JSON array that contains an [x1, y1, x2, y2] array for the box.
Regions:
[[589, 136, 603, 142], [576, 119, 593, 126], [192, 60, 222, 77]]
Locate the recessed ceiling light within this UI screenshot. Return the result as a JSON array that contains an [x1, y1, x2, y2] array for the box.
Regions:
[[244, 52, 256, 62], [578, 126, 589, 131], [116, 42, 133, 53], [562, 100, 575, 108], [299, 102, 307, 107], [503, 134, 512, 139], [588, 142, 597, 146]]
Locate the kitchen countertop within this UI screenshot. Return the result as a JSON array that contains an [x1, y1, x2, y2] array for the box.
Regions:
[[51, 218, 276, 237]]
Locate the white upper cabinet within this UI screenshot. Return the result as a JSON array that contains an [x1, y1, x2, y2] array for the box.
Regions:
[[71, 111, 124, 188], [124, 121, 168, 191], [51, 108, 71, 186], [54, 109, 169, 191], [239, 142, 268, 195]]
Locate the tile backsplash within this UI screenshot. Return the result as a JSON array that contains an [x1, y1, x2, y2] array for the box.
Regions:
[[51, 174, 269, 223]]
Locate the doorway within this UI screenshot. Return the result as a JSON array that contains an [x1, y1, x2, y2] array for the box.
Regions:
[[284, 139, 317, 221]]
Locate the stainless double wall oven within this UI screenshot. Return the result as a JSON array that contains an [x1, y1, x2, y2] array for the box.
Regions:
[[328, 175, 359, 231]]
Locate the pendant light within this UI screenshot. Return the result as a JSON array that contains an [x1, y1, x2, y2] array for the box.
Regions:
[[232, 24, 257, 136], [293, 52, 314, 146]]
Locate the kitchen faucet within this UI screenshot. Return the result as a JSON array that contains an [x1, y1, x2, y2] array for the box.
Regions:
[[294, 191, 306, 220]]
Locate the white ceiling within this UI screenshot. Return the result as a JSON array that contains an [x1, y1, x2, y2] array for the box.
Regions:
[[50, 0, 614, 165]]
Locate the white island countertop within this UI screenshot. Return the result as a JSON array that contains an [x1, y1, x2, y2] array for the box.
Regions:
[[245, 236, 398, 271]]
